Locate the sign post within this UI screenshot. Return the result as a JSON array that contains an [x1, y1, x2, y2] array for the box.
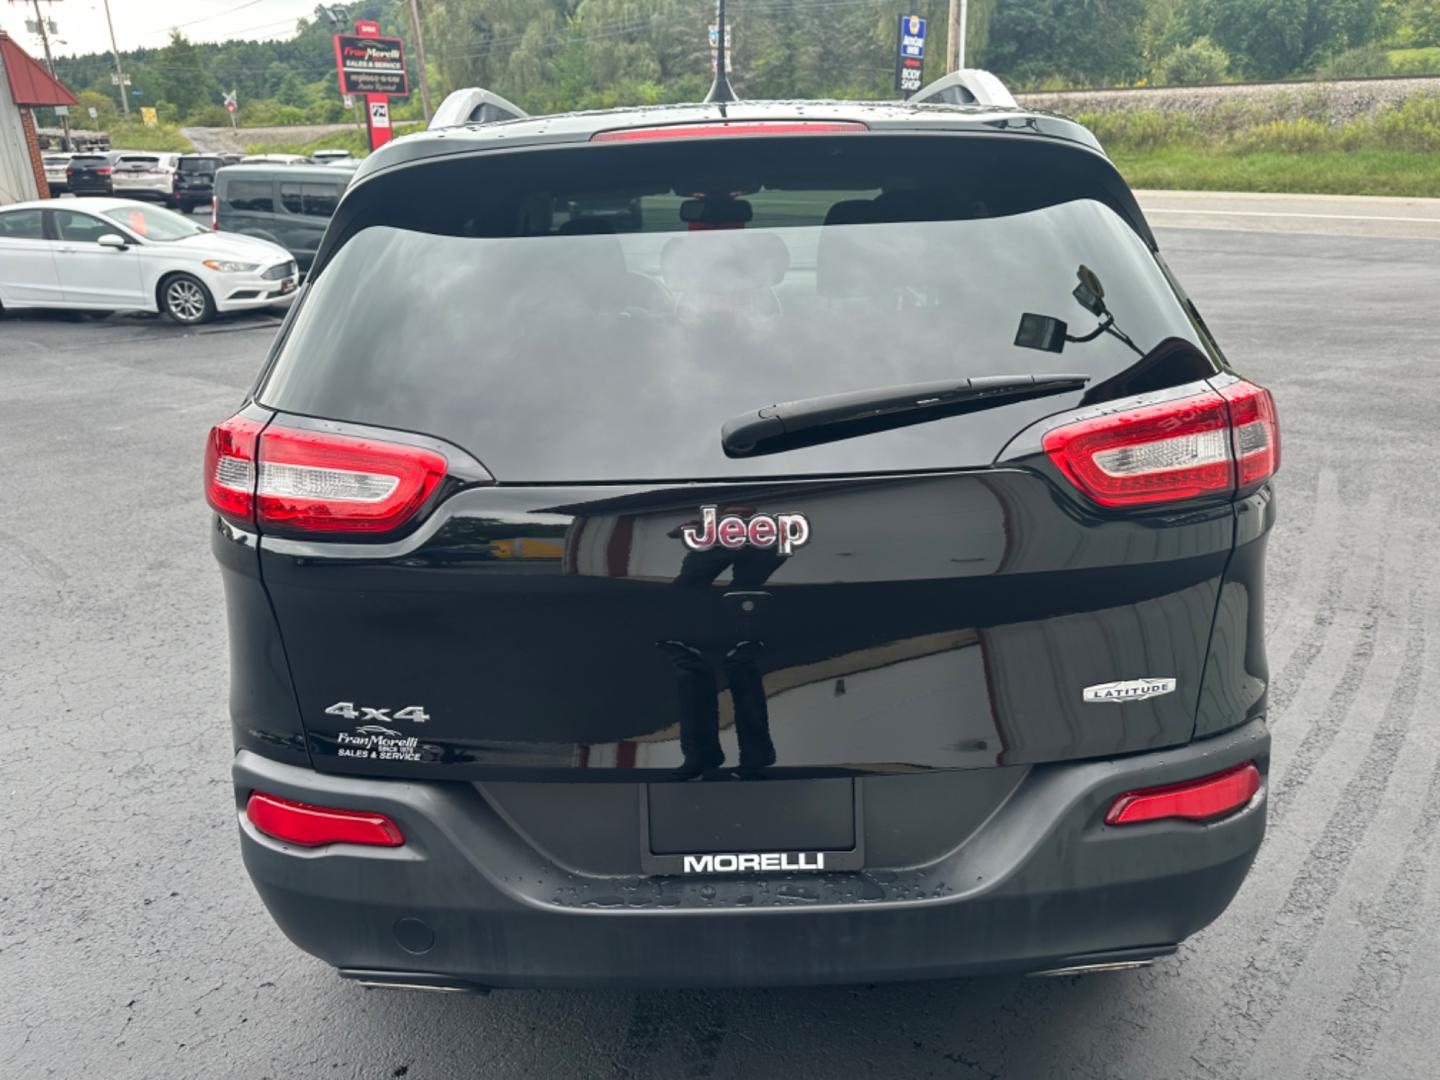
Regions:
[[334, 20, 408, 152], [223, 89, 238, 130], [895, 13, 927, 97]]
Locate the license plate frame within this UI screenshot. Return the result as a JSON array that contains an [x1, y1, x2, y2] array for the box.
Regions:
[[639, 777, 864, 876]]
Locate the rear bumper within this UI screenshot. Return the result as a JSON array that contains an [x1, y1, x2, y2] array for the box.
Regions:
[[234, 718, 1269, 989]]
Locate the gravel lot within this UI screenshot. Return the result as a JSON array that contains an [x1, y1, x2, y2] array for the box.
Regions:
[[2, 206, 1438, 1079]]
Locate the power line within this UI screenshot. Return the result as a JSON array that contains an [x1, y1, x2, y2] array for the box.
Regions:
[[136, 0, 269, 39]]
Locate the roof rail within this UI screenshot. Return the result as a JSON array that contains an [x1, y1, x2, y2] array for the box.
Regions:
[[429, 88, 529, 130], [909, 70, 1017, 109]]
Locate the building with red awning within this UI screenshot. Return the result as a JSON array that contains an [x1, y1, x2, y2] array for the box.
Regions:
[[1, 30, 80, 204]]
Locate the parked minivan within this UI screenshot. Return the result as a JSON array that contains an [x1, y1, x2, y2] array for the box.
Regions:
[[212, 164, 348, 272]]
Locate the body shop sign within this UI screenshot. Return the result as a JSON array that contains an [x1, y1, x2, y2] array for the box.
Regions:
[[334, 34, 409, 96]]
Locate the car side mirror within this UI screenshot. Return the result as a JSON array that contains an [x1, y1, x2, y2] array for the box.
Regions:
[[97, 233, 128, 250]]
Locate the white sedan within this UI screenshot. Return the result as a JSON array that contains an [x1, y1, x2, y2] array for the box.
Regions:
[[0, 197, 299, 325]]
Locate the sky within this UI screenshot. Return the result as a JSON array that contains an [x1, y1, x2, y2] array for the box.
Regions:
[[0, 0, 321, 59]]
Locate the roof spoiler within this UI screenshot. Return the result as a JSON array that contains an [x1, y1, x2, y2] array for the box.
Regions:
[[909, 70, 1017, 109], [429, 88, 529, 130]]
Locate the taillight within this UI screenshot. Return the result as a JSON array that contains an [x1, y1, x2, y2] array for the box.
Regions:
[[256, 427, 447, 533], [590, 120, 867, 142], [204, 419, 448, 535], [1042, 379, 1278, 508], [211, 195, 217, 231], [246, 791, 404, 847], [204, 415, 262, 525], [1219, 381, 1280, 486], [1105, 762, 1262, 826], [96, 166, 112, 176]]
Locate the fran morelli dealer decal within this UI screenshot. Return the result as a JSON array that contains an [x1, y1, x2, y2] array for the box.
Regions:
[[335, 725, 425, 762], [1083, 678, 1177, 703]]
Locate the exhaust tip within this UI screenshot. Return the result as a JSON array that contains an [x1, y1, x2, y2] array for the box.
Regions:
[[1026, 946, 1175, 978], [1028, 959, 1157, 978], [340, 969, 491, 995]]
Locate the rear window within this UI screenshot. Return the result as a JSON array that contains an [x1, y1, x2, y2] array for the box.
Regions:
[[224, 179, 274, 212], [280, 182, 343, 217], [71, 155, 108, 166], [261, 135, 1215, 482], [179, 158, 218, 174], [0, 209, 44, 239]]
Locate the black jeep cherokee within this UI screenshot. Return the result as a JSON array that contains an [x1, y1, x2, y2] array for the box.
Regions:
[[208, 97, 1278, 990]]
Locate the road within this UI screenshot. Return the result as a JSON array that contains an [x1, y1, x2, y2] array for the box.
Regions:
[[2, 197, 1438, 1080]]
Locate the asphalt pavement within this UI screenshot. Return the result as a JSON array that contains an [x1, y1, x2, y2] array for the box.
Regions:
[[2, 199, 1439, 1080]]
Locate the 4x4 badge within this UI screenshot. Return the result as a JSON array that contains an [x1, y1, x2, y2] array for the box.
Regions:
[[1083, 678, 1177, 703], [681, 505, 811, 555]]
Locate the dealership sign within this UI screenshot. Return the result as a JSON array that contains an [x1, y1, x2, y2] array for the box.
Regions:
[[333, 33, 409, 96]]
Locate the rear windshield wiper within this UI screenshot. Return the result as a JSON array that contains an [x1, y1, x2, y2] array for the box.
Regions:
[[721, 374, 1089, 458]]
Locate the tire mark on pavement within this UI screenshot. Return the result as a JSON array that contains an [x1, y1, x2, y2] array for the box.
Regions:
[[1185, 560, 1422, 1080], [1264, 476, 1385, 726], [0, 526, 69, 583], [1300, 581, 1434, 1080]]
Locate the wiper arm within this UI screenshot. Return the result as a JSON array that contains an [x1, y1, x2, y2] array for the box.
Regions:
[[721, 374, 1089, 458]]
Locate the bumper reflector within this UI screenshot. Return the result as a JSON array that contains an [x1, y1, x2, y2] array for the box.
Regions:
[[1105, 762, 1261, 826], [246, 791, 404, 847]]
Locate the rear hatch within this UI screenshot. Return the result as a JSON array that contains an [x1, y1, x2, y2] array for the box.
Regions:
[[112, 155, 168, 193], [67, 154, 112, 189], [233, 130, 1250, 780], [176, 157, 218, 195]]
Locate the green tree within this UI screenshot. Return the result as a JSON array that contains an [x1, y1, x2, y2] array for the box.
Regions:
[[984, 0, 1149, 86], [1185, 0, 1388, 78], [154, 31, 218, 119], [1155, 36, 1231, 83]]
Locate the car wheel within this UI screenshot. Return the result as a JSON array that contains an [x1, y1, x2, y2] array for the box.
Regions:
[[160, 274, 216, 325], [177, 200, 193, 214]]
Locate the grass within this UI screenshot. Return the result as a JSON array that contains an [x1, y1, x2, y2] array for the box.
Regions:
[[105, 121, 193, 152], [1109, 147, 1440, 198], [1077, 93, 1440, 197], [242, 122, 424, 157]]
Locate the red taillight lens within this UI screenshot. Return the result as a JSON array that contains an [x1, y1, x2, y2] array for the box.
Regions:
[[96, 167, 113, 175], [590, 120, 868, 142], [204, 415, 262, 525], [246, 791, 404, 847], [1043, 390, 1233, 507], [1105, 762, 1262, 826], [1219, 380, 1280, 486], [204, 418, 448, 535], [211, 195, 218, 231], [255, 427, 447, 534], [1042, 380, 1278, 508]]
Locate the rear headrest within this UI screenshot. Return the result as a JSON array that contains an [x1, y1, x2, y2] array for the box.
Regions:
[[823, 199, 876, 227], [818, 198, 885, 298], [557, 217, 617, 236], [661, 231, 791, 292], [549, 219, 628, 289], [872, 188, 958, 222]]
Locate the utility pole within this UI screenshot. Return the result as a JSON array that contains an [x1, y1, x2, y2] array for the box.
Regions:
[[101, 0, 131, 119], [20, 0, 71, 147], [946, 0, 968, 72], [406, 0, 432, 122]]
